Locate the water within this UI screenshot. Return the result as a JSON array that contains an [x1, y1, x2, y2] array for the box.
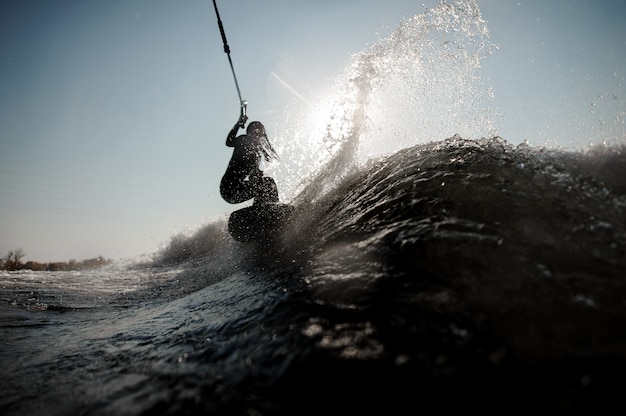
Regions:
[[2, 1, 626, 415]]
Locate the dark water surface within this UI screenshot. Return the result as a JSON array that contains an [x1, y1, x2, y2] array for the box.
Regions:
[[2, 137, 625, 415]]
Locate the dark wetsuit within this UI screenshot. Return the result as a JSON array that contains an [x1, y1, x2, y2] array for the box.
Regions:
[[220, 122, 278, 205]]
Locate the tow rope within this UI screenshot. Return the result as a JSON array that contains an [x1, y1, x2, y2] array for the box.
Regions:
[[212, 0, 247, 117]]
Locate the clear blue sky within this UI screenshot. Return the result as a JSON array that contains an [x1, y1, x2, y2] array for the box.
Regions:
[[1, 0, 625, 262]]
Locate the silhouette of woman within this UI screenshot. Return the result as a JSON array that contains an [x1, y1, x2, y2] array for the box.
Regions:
[[220, 114, 279, 205]]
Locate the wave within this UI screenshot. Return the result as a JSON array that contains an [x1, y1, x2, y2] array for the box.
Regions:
[[158, 135, 626, 284], [119, 134, 626, 415]]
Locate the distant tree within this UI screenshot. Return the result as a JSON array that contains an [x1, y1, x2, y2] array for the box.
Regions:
[[0, 249, 112, 271], [23, 261, 45, 271], [4, 248, 26, 271]]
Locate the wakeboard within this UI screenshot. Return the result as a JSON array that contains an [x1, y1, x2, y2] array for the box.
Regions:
[[228, 203, 294, 243]]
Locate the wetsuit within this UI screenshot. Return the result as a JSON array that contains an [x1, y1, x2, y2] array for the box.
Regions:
[[220, 121, 278, 205]]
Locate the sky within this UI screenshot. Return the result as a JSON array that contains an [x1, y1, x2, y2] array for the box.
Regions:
[[1, 0, 625, 263]]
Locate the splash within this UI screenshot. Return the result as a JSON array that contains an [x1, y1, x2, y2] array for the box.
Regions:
[[269, 0, 497, 204]]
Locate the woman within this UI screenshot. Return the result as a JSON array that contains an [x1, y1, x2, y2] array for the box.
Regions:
[[220, 114, 279, 205]]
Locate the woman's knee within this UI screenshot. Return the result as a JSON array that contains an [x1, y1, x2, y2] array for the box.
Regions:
[[221, 179, 254, 204]]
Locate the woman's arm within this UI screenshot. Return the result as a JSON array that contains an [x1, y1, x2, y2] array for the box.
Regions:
[[225, 123, 240, 147], [225, 114, 248, 147]]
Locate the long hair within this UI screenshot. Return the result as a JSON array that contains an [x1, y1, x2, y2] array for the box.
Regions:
[[247, 121, 278, 162]]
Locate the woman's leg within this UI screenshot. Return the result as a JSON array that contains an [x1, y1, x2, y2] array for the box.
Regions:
[[220, 175, 256, 204], [253, 176, 279, 205]]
